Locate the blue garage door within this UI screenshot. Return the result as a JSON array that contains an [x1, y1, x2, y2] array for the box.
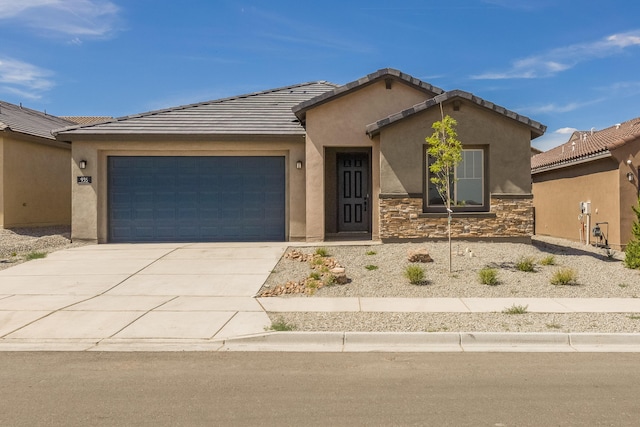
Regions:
[[108, 156, 285, 242]]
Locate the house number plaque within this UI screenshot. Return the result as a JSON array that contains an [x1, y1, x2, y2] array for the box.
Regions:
[[77, 176, 92, 185]]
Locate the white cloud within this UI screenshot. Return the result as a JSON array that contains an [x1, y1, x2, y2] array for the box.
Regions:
[[472, 30, 640, 80], [0, 57, 54, 99], [556, 127, 578, 134], [0, 0, 121, 40]]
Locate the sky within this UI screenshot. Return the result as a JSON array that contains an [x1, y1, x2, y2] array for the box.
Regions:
[[1, 0, 639, 151]]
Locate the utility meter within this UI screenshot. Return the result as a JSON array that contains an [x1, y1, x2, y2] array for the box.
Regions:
[[579, 201, 591, 215]]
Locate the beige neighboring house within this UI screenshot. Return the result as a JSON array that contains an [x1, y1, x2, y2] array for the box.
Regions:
[[0, 101, 75, 228], [532, 117, 640, 250], [54, 68, 545, 244]]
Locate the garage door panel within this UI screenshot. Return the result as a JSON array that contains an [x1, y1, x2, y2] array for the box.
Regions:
[[108, 156, 285, 242]]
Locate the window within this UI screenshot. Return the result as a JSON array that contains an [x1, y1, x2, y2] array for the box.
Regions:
[[425, 148, 487, 212]]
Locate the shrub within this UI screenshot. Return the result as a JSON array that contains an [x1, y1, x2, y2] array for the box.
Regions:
[[308, 272, 321, 280], [26, 251, 47, 261], [404, 265, 425, 285], [624, 197, 640, 269], [314, 247, 329, 257], [550, 268, 578, 286], [365, 250, 377, 256], [266, 317, 296, 331], [478, 267, 499, 286], [365, 264, 378, 271], [502, 304, 528, 314], [539, 255, 556, 266], [516, 256, 536, 272]]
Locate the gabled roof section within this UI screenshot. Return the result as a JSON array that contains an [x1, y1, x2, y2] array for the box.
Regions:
[[0, 100, 75, 140], [366, 89, 546, 139], [531, 117, 640, 174], [292, 68, 445, 124], [55, 81, 339, 137]]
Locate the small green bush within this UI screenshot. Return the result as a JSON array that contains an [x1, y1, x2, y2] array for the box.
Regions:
[[365, 264, 378, 271], [365, 250, 377, 256], [516, 256, 536, 272], [266, 317, 296, 331], [26, 251, 47, 261], [502, 304, 528, 314], [539, 255, 556, 266], [550, 268, 578, 286], [404, 264, 425, 285], [478, 267, 499, 286], [314, 247, 329, 257], [309, 271, 322, 280]]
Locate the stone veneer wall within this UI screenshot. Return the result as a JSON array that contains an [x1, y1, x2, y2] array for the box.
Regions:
[[379, 194, 533, 240]]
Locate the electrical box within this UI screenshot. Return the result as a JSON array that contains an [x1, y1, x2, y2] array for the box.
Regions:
[[580, 201, 591, 215]]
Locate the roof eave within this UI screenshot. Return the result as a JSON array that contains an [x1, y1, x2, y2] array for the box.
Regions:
[[531, 151, 612, 175]]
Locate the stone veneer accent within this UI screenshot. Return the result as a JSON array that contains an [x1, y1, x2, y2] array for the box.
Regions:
[[379, 194, 533, 240]]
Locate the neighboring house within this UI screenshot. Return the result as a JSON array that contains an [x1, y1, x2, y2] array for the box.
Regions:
[[60, 116, 113, 125], [0, 101, 75, 228], [54, 68, 545, 243], [532, 118, 640, 250]]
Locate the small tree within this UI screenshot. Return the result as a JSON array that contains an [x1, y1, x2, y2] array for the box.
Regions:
[[624, 196, 640, 269], [425, 104, 462, 273]]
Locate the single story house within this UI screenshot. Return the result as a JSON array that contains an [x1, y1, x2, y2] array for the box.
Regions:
[[54, 68, 546, 243], [532, 118, 640, 250], [0, 101, 74, 228]]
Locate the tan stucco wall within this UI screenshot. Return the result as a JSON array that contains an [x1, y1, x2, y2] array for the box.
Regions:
[[532, 158, 622, 248], [304, 79, 434, 241], [68, 136, 305, 243], [0, 134, 71, 228], [379, 101, 533, 195]]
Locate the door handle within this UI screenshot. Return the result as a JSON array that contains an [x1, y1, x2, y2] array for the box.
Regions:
[[364, 194, 369, 211]]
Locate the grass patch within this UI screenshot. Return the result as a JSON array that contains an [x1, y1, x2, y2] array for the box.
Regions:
[[478, 267, 499, 286], [308, 272, 322, 280], [365, 250, 377, 256], [365, 264, 378, 271], [502, 304, 528, 314], [515, 256, 536, 272], [266, 317, 296, 331], [539, 255, 556, 266], [546, 322, 562, 329], [550, 268, 578, 286], [619, 283, 629, 288], [404, 264, 426, 285], [25, 251, 47, 261], [314, 247, 329, 257], [627, 314, 640, 320]]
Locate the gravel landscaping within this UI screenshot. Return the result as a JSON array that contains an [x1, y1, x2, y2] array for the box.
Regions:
[[0, 226, 83, 271], [260, 236, 640, 333]]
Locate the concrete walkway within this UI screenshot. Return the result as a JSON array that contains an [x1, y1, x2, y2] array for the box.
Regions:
[[0, 243, 639, 352]]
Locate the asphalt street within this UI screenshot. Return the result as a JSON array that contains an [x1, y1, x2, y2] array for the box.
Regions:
[[1, 352, 639, 426]]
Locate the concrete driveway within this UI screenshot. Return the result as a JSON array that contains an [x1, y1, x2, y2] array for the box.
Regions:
[[0, 243, 287, 351]]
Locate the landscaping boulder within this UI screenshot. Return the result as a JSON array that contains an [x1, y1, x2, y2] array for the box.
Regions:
[[407, 248, 433, 263]]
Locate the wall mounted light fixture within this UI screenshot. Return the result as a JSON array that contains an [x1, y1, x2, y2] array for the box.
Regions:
[[627, 172, 635, 182], [79, 160, 87, 169], [296, 160, 303, 169]]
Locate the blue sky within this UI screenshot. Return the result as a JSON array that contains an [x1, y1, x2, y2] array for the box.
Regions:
[[1, 0, 639, 151]]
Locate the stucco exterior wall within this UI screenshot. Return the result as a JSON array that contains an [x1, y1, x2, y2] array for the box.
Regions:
[[0, 134, 71, 228], [303, 79, 434, 241], [68, 136, 305, 243], [379, 100, 533, 195], [532, 158, 622, 248]]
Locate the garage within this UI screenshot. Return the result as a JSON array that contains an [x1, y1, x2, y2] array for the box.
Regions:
[[108, 156, 285, 242]]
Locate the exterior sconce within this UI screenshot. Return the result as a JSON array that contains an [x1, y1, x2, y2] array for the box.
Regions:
[[627, 172, 635, 182], [79, 160, 87, 169], [296, 160, 303, 169]]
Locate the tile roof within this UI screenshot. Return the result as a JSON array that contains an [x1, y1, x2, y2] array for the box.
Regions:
[[60, 116, 113, 125], [292, 68, 445, 124], [55, 81, 338, 137], [0, 100, 75, 140], [366, 89, 546, 139], [531, 117, 640, 173]]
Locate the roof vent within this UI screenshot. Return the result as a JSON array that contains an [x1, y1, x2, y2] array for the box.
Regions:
[[616, 123, 621, 129], [582, 133, 587, 142], [572, 141, 576, 151], [590, 127, 595, 135]]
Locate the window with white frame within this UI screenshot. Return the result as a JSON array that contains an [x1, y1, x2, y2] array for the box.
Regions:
[[425, 148, 486, 211]]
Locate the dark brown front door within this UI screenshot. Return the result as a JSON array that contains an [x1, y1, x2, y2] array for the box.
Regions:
[[337, 152, 370, 233]]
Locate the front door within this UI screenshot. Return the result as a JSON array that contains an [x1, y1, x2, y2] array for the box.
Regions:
[[337, 152, 370, 233]]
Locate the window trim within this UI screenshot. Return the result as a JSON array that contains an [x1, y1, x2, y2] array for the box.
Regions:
[[423, 145, 489, 213]]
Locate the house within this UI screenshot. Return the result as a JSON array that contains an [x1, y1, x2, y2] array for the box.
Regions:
[[54, 68, 545, 243], [0, 101, 75, 228], [532, 118, 640, 250]]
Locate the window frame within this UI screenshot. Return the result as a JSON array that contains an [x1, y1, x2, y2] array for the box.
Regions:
[[423, 145, 489, 213]]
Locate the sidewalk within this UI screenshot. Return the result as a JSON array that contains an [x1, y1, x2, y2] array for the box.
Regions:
[[0, 242, 639, 352]]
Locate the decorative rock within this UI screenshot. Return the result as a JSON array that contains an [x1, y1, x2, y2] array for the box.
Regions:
[[334, 274, 349, 285], [330, 267, 345, 274], [407, 248, 433, 263]]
